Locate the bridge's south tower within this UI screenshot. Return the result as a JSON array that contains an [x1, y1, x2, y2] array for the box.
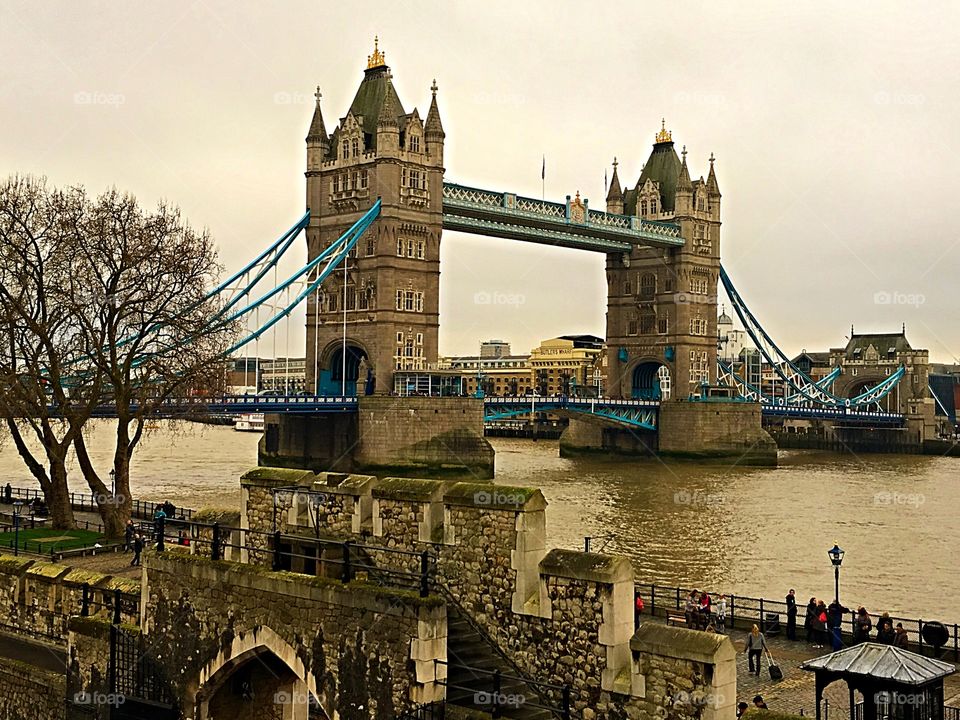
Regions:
[[604, 122, 721, 400], [305, 39, 444, 395]]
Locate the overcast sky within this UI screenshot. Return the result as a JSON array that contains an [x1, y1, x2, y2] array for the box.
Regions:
[[2, 1, 958, 362]]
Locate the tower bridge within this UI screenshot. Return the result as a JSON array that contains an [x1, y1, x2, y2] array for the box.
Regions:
[[87, 38, 936, 470]]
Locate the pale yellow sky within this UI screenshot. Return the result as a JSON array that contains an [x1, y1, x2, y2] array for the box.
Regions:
[[2, 1, 958, 362]]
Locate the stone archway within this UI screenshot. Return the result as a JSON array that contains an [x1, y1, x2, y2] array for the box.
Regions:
[[316, 340, 370, 396], [843, 376, 895, 412], [631, 360, 671, 400], [195, 626, 326, 720]]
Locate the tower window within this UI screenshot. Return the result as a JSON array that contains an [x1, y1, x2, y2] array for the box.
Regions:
[[410, 135, 420, 153], [351, 138, 359, 157], [640, 273, 656, 300], [657, 318, 668, 334], [341, 140, 349, 159]]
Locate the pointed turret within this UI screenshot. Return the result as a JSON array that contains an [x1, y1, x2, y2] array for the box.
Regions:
[[306, 86, 328, 172], [606, 157, 623, 214], [375, 73, 402, 155], [706, 152, 720, 197], [675, 145, 693, 214], [425, 80, 444, 139]]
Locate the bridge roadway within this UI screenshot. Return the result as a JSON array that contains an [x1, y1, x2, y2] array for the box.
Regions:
[[87, 394, 906, 428]]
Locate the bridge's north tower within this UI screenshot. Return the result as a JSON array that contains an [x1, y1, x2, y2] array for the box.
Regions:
[[304, 39, 444, 395], [604, 122, 721, 400]]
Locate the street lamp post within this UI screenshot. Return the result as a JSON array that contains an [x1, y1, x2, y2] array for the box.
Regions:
[[109, 469, 116, 498], [828, 543, 844, 604], [12, 501, 23, 557]]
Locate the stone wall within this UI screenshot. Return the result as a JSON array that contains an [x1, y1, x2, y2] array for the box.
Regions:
[[626, 624, 737, 720], [237, 470, 738, 720], [0, 554, 138, 641], [355, 396, 494, 478], [0, 656, 66, 720], [658, 401, 777, 466], [559, 416, 657, 458], [142, 549, 446, 719], [66, 617, 112, 718]]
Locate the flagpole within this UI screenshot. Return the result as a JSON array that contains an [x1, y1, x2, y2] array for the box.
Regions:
[[541, 154, 545, 201]]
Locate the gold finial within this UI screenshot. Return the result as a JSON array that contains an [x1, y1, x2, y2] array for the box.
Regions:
[[612, 156, 618, 170], [314, 85, 322, 104], [655, 118, 672, 144], [431, 79, 438, 97], [367, 35, 386, 69], [709, 152, 715, 166]]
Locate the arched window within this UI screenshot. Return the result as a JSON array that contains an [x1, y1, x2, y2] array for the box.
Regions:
[[640, 308, 656, 335], [650, 198, 658, 214], [640, 273, 656, 300], [640, 200, 647, 215], [351, 138, 359, 156], [341, 140, 349, 159]]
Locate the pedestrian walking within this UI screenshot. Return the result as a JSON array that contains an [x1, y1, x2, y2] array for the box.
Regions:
[[634, 593, 644, 630], [893, 623, 909, 649], [130, 534, 144, 566], [805, 597, 818, 643], [786, 589, 798, 640], [753, 695, 768, 709], [685, 590, 699, 629], [124, 519, 135, 553], [745, 624, 767, 676]]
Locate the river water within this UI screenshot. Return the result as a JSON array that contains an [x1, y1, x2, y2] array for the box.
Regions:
[[0, 422, 956, 621]]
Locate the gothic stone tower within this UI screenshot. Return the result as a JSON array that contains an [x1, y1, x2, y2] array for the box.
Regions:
[[304, 39, 444, 395], [604, 121, 721, 400]]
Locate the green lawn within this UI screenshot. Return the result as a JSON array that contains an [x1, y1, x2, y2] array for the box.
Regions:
[[0, 528, 105, 554]]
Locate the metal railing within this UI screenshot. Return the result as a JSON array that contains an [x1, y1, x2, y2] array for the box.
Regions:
[[635, 581, 960, 659], [79, 585, 140, 625], [151, 517, 437, 597], [435, 659, 570, 720], [0, 486, 194, 521]]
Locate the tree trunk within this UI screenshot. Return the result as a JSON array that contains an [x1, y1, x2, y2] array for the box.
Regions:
[[73, 433, 130, 539], [46, 456, 74, 530]]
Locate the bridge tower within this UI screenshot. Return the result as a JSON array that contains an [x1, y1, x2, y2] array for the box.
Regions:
[[304, 38, 444, 395], [604, 121, 721, 400]]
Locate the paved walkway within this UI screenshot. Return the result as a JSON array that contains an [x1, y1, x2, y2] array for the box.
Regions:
[[641, 615, 960, 717]]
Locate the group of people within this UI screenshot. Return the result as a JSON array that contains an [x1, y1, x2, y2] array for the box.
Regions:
[[683, 589, 728, 633], [124, 501, 183, 566], [737, 696, 769, 717], [800, 595, 909, 650]]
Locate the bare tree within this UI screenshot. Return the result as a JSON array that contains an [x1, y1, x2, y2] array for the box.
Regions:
[[0, 177, 92, 528], [0, 176, 236, 536]]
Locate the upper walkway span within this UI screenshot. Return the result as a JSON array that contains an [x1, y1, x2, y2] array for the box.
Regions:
[[441, 181, 684, 252]]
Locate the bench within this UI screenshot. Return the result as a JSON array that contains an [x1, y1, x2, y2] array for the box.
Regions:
[[667, 613, 687, 627]]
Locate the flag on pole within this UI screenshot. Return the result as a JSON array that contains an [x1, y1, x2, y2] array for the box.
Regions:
[[604, 169, 608, 193], [541, 155, 545, 180]]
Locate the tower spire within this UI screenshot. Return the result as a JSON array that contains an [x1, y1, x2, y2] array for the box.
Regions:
[[606, 156, 623, 208], [425, 78, 445, 139], [306, 85, 328, 145], [707, 151, 720, 195]]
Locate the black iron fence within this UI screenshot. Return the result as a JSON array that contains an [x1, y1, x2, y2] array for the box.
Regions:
[[397, 701, 446, 720], [149, 516, 437, 597], [635, 581, 960, 659], [435, 659, 570, 720], [79, 585, 140, 625], [0, 485, 194, 521]]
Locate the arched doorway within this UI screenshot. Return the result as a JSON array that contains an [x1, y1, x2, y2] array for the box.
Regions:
[[632, 362, 671, 400], [316, 342, 369, 396], [195, 628, 327, 720]]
